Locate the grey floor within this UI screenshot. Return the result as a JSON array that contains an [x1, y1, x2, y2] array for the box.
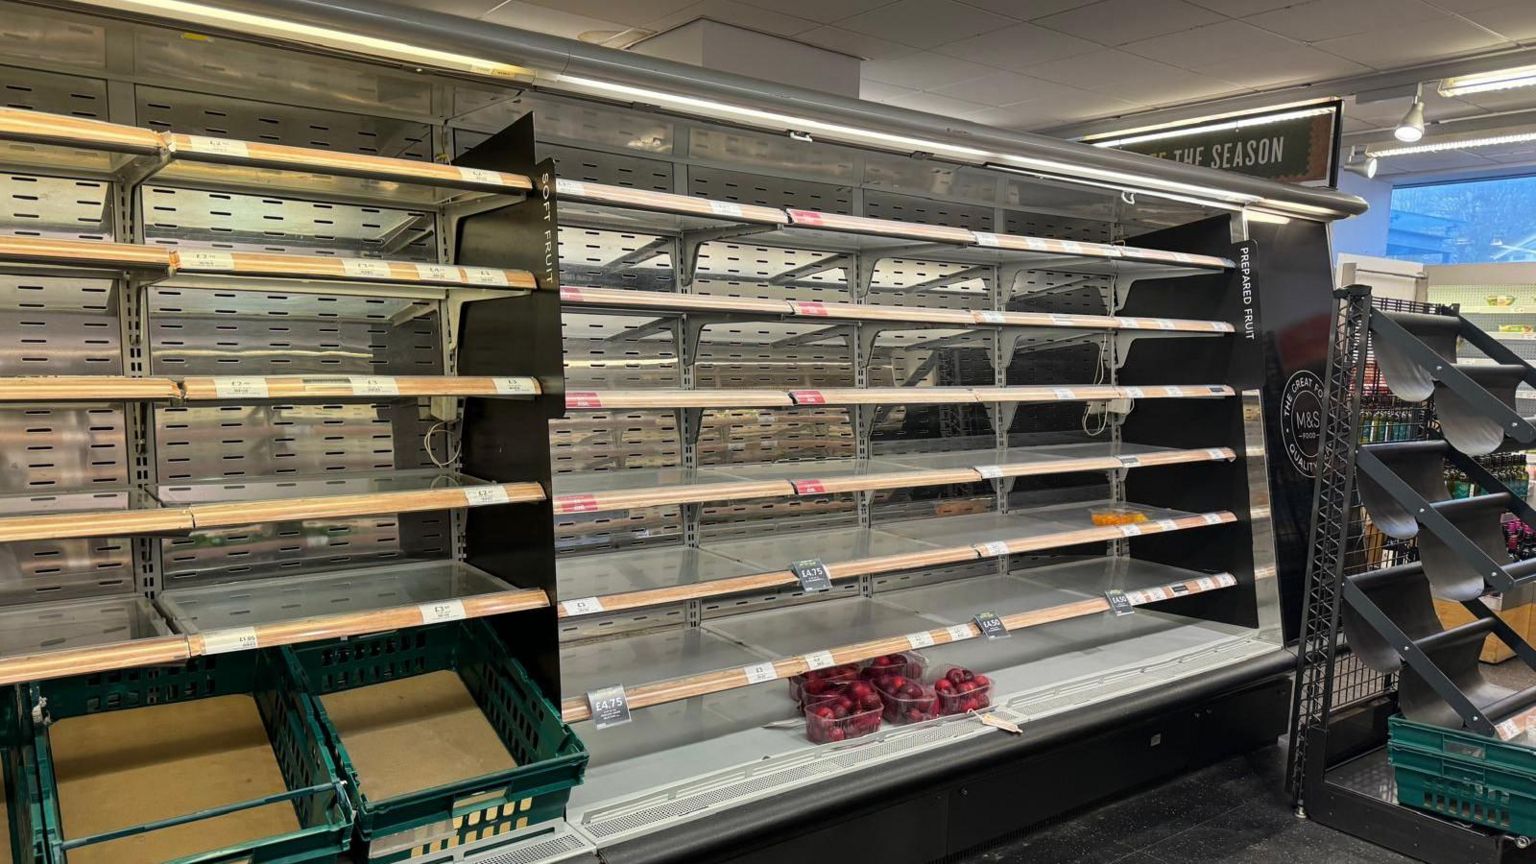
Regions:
[[957, 660, 1536, 864]]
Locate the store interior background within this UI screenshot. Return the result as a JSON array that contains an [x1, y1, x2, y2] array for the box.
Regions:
[[388, 0, 1536, 271]]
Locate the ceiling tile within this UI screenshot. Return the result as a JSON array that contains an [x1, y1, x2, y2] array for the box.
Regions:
[[859, 79, 919, 101], [950, 0, 1099, 17], [1122, 19, 1300, 66], [1213, 47, 1371, 88], [1244, 0, 1447, 42], [518, 0, 697, 27], [1312, 16, 1508, 68], [643, 0, 822, 36], [480, 1, 623, 38], [862, 51, 998, 89], [1463, 3, 1536, 41], [934, 22, 1102, 70], [396, 0, 508, 17], [1423, 0, 1518, 12], [1183, 0, 1296, 14], [837, 0, 1016, 48], [1034, 0, 1224, 46], [928, 71, 1092, 105], [879, 90, 995, 116], [795, 25, 913, 59], [1022, 48, 1244, 104], [733, 0, 895, 24]]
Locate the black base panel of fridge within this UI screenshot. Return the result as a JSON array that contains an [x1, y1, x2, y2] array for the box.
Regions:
[[597, 648, 1293, 864]]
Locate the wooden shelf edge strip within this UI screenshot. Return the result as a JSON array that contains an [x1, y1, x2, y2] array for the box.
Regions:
[[0, 236, 172, 270], [0, 509, 196, 543], [0, 637, 192, 687], [169, 249, 537, 290], [0, 106, 163, 154], [560, 571, 1239, 721], [179, 375, 541, 401], [187, 481, 545, 529], [555, 179, 787, 225]]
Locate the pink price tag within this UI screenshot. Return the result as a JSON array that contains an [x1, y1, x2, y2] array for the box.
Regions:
[[790, 209, 825, 226], [561, 494, 601, 514], [793, 301, 830, 317], [790, 390, 826, 405], [793, 479, 829, 495], [567, 391, 604, 409], [560, 286, 583, 301]]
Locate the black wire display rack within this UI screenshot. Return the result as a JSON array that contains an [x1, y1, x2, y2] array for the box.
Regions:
[[1286, 286, 1536, 864]]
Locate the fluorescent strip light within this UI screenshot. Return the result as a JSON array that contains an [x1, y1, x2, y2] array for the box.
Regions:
[[1441, 64, 1536, 97], [77, 0, 530, 78], [1089, 106, 1336, 150], [987, 157, 1261, 206], [1371, 131, 1536, 157]]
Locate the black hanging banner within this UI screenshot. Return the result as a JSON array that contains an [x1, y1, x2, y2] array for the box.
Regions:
[[1091, 102, 1342, 185]]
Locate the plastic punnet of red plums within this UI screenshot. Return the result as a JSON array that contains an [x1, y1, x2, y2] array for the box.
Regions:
[[871, 673, 939, 725], [933, 665, 992, 715], [857, 651, 926, 682], [804, 687, 883, 744], [789, 662, 861, 708]]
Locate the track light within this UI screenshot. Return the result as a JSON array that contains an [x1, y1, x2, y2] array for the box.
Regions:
[[1395, 86, 1426, 143], [1343, 145, 1378, 179]]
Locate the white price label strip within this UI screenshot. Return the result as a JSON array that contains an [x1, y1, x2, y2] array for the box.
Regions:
[[708, 200, 745, 218], [946, 624, 974, 642], [1051, 387, 1076, 400], [1120, 455, 1141, 468], [1202, 513, 1225, 526], [456, 166, 505, 186], [976, 540, 1010, 557], [562, 596, 605, 616], [906, 631, 936, 649], [1049, 313, 1076, 327], [1206, 448, 1230, 461], [802, 651, 836, 671], [341, 258, 393, 279], [1118, 524, 1143, 537], [1164, 386, 1184, 397], [976, 310, 1006, 324], [465, 267, 511, 287], [977, 465, 1004, 480], [178, 249, 235, 271], [414, 263, 461, 282], [1123, 387, 1145, 399], [973, 232, 1003, 248], [212, 377, 269, 399], [419, 599, 467, 623], [1217, 574, 1237, 587], [492, 377, 537, 395], [558, 179, 588, 197], [202, 627, 259, 655], [1196, 577, 1217, 591], [463, 485, 511, 506], [348, 376, 400, 397], [1154, 519, 1179, 532], [185, 135, 250, 158], [742, 662, 778, 684]]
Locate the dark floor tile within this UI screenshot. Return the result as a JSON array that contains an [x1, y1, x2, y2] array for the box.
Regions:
[[966, 818, 1142, 864], [1479, 658, 1536, 692], [1141, 802, 1415, 863]]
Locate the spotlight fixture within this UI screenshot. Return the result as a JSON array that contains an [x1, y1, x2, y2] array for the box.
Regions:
[[1395, 86, 1426, 143], [1343, 145, 1378, 179]]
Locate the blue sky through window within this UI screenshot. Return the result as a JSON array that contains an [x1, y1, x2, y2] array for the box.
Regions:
[[1389, 174, 1536, 264]]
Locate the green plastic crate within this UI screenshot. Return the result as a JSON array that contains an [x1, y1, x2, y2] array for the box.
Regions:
[[1389, 715, 1536, 835], [283, 620, 586, 863], [29, 650, 353, 863], [2, 686, 45, 864]]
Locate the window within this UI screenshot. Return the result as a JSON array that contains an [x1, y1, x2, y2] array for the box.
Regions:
[[1389, 174, 1536, 264]]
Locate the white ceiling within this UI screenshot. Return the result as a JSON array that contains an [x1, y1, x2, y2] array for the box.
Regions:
[[399, 0, 1536, 134]]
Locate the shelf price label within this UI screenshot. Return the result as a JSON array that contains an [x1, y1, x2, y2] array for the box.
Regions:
[[708, 200, 745, 218], [348, 376, 400, 397], [567, 391, 604, 409], [202, 627, 259, 656], [561, 596, 605, 616], [791, 479, 829, 496], [1202, 513, 1226, 526], [212, 377, 270, 399], [742, 662, 778, 684], [413, 263, 462, 283], [341, 258, 393, 280], [1123, 387, 1145, 399], [557, 179, 588, 198], [945, 624, 974, 642], [492, 377, 538, 396], [559, 286, 584, 302], [1153, 519, 1179, 532], [789, 390, 826, 405], [905, 631, 936, 649], [976, 465, 1005, 480], [587, 684, 632, 730], [418, 599, 467, 623], [973, 232, 1003, 248], [1119, 455, 1141, 468], [456, 166, 506, 186], [975, 540, 1010, 557], [802, 650, 836, 671], [1205, 448, 1231, 461], [1195, 577, 1218, 591], [177, 249, 235, 271], [183, 135, 250, 158], [790, 301, 830, 317], [560, 494, 601, 514], [975, 310, 1007, 325], [1217, 574, 1237, 587], [791, 559, 832, 592], [1105, 589, 1135, 616], [1163, 386, 1184, 397], [973, 611, 1009, 640], [463, 485, 511, 506], [1051, 387, 1076, 400], [1206, 386, 1229, 396], [465, 267, 511, 287], [1117, 524, 1143, 537]]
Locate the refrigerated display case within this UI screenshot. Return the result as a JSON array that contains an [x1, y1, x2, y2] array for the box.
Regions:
[[0, 1, 1365, 861]]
